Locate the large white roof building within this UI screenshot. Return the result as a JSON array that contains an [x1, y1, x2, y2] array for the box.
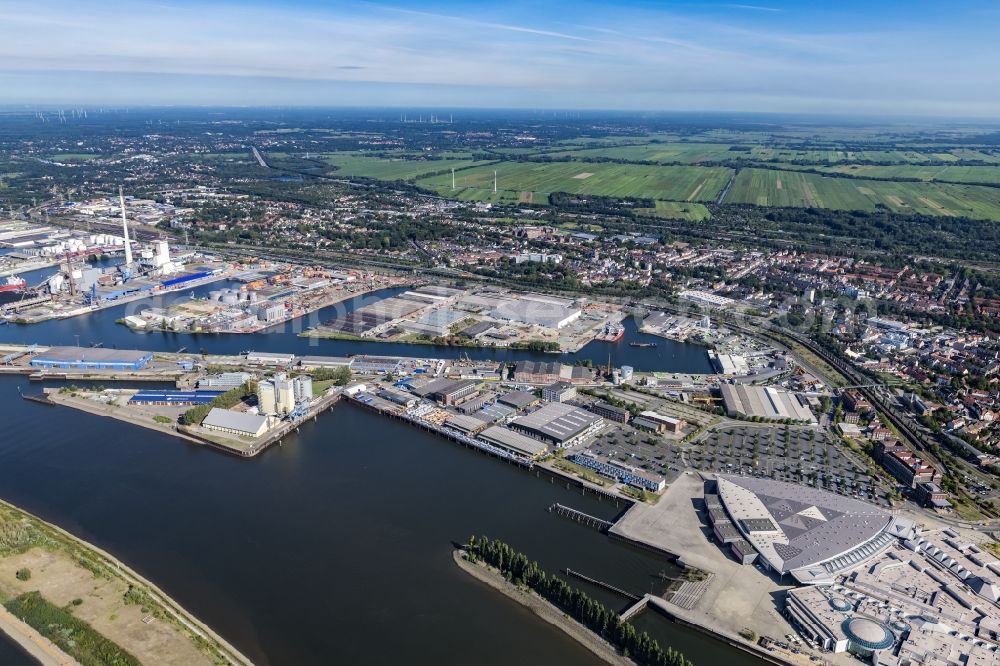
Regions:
[[715, 475, 912, 584]]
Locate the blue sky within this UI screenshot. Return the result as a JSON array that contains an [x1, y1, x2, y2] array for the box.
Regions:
[[1, 0, 998, 116]]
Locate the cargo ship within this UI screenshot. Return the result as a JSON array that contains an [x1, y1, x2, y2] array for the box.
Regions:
[[595, 322, 624, 342], [628, 341, 657, 348], [0, 275, 27, 293]]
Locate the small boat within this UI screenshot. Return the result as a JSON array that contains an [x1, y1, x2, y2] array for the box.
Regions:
[[629, 341, 657, 348]]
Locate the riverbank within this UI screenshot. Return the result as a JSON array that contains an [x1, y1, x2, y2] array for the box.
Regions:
[[0, 498, 252, 666], [0, 602, 77, 666], [452, 549, 633, 666], [41, 384, 342, 458]]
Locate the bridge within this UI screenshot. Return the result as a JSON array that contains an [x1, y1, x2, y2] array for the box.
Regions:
[[564, 568, 641, 603]]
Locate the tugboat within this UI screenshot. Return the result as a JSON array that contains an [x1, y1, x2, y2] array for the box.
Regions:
[[595, 322, 625, 342], [629, 341, 657, 348]]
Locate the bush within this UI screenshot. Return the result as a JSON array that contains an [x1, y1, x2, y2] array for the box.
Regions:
[[4, 591, 140, 666], [15, 568, 30, 581]]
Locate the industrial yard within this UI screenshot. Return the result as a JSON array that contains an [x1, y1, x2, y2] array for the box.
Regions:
[[1, 211, 238, 323], [119, 265, 401, 334], [305, 284, 625, 352]]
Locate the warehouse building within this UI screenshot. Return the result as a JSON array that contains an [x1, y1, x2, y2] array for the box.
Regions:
[[588, 401, 630, 424], [30, 347, 152, 371], [719, 384, 816, 423], [244, 351, 295, 366], [129, 390, 223, 406], [512, 361, 593, 385], [478, 425, 549, 460], [510, 403, 603, 448], [490, 296, 581, 329], [497, 390, 540, 411], [412, 378, 480, 405], [298, 356, 353, 370], [198, 372, 252, 389], [444, 414, 490, 437], [200, 408, 270, 438], [634, 411, 685, 434]]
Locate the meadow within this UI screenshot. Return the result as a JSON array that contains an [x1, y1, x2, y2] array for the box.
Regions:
[[323, 154, 491, 180], [725, 168, 1000, 219], [781, 164, 1000, 184], [536, 143, 1000, 166], [415, 161, 732, 202], [635, 201, 712, 221]]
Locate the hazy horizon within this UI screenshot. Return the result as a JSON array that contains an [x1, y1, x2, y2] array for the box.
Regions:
[[1, 0, 999, 118]]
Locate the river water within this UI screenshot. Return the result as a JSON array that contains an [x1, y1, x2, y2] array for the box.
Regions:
[[0, 288, 759, 665], [0, 634, 33, 665], [0, 285, 713, 373]]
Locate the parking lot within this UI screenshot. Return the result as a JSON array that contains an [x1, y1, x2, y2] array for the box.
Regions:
[[690, 424, 890, 505], [571, 423, 686, 484]]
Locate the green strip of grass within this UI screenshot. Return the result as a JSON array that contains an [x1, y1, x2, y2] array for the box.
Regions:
[[5, 591, 140, 666]]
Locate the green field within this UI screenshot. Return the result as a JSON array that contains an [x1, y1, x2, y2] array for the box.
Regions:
[[323, 154, 491, 180], [780, 164, 1000, 184], [635, 201, 712, 221], [545, 142, 741, 164], [726, 168, 1000, 219], [415, 161, 732, 202], [49, 153, 99, 162], [540, 143, 1000, 166]]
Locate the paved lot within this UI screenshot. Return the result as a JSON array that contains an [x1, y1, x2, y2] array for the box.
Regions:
[[611, 473, 847, 662]]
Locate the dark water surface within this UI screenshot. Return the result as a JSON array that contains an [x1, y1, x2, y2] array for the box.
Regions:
[[0, 634, 34, 666], [0, 285, 713, 374], [0, 375, 759, 665], [0, 287, 760, 665]]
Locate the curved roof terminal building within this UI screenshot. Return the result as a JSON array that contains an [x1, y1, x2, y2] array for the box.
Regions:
[[714, 475, 915, 584]]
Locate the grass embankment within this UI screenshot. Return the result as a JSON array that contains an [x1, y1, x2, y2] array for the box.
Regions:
[[5, 591, 139, 666], [0, 499, 250, 666]]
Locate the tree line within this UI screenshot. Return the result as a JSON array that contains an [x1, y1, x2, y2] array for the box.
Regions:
[[181, 381, 258, 426], [464, 536, 693, 666]]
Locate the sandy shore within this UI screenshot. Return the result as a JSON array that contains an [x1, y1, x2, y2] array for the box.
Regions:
[[452, 549, 633, 666]]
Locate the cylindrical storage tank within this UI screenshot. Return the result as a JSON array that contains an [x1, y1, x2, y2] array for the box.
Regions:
[[621, 365, 634, 381], [221, 292, 240, 305], [208, 290, 222, 301]]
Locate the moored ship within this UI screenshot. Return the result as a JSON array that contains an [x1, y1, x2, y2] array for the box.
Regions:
[[0, 275, 27, 293], [595, 322, 625, 342]]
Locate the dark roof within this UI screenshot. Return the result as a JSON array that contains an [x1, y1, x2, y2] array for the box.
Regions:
[[498, 390, 539, 409]]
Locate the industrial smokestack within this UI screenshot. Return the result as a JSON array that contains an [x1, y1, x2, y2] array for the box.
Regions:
[[119, 186, 133, 267]]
